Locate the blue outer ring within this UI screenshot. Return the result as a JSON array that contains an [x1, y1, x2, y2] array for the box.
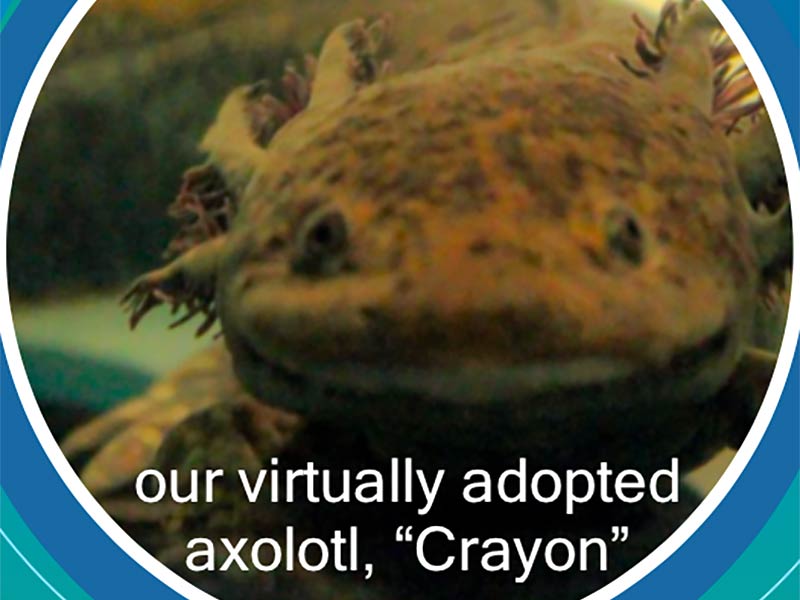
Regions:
[[1, 1, 798, 598]]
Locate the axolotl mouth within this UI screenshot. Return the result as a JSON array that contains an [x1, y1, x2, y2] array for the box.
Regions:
[[219, 249, 743, 472], [218, 233, 746, 473], [244, 327, 733, 404]]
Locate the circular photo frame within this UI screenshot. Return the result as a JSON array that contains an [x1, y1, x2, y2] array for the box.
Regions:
[[1, 1, 798, 599]]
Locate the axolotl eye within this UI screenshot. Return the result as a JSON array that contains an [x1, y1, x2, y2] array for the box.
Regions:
[[605, 207, 645, 266], [291, 207, 350, 276]]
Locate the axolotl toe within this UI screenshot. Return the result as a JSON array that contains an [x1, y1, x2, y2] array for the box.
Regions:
[[124, 2, 791, 473]]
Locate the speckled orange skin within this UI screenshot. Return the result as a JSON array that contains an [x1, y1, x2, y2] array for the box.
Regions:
[[227, 51, 755, 365], [216, 28, 764, 474]]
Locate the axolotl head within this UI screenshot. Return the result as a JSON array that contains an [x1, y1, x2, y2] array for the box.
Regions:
[[163, 9, 791, 466]]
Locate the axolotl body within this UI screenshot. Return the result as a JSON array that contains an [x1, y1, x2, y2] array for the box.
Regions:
[[119, 1, 788, 467]]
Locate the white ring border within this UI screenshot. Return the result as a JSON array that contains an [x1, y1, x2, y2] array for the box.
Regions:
[[0, 1, 797, 599]]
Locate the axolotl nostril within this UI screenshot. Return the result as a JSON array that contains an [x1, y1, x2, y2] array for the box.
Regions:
[[67, 0, 790, 536]]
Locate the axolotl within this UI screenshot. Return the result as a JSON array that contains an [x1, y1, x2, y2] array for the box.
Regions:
[[114, 0, 789, 465], [63, 0, 792, 596]]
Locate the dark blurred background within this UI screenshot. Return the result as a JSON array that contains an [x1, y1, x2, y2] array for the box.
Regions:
[[6, 0, 383, 438]]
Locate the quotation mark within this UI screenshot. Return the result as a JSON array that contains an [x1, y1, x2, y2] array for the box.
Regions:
[[611, 526, 629, 542], [395, 526, 414, 542]]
